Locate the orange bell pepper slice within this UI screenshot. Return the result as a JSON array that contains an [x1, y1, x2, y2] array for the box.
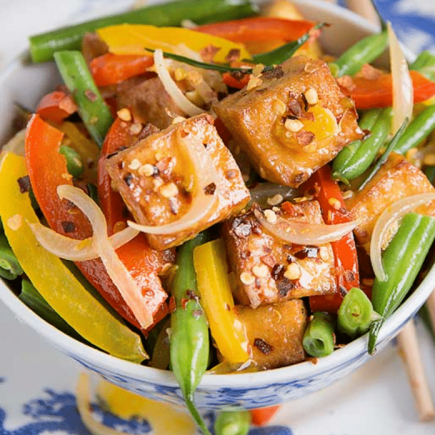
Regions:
[[196, 17, 314, 43], [25, 114, 168, 330], [302, 165, 360, 313], [250, 405, 281, 426], [340, 70, 435, 110], [36, 90, 77, 123], [90, 53, 154, 87]]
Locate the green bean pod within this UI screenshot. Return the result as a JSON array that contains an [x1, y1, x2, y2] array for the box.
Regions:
[[59, 145, 84, 178], [410, 50, 435, 82], [333, 108, 392, 183], [393, 105, 435, 155], [332, 109, 382, 180], [29, 0, 257, 63], [338, 287, 379, 339], [331, 30, 388, 77], [215, 410, 251, 435], [303, 312, 335, 358], [368, 213, 435, 354], [54, 51, 113, 147], [0, 233, 23, 280], [170, 233, 211, 435]]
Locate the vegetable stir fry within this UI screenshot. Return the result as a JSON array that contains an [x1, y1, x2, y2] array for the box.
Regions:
[[2, 0, 435, 432]]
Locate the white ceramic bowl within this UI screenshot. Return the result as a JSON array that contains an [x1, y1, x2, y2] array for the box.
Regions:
[[0, 0, 432, 411]]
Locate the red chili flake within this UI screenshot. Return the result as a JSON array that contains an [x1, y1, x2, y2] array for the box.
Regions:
[[84, 89, 97, 102], [254, 338, 274, 355], [225, 48, 241, 63], [260, 254, 276, 268], [17, 176, 31, 194], [200, 44, 221, 62], [296, 130, 315, 146], [61, 221, 76, 233], [168, 296, 176, 313], [181, 298, 189, 310], [186, 289, 200, 303], [203, 182, 216, 195]]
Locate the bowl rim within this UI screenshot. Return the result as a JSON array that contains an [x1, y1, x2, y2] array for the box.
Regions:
[[0, 0, 430, 389]]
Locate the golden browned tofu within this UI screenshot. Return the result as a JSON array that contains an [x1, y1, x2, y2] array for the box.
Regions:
[[235, 299, 307, 370], [214, 55, 362, 187], [117, 77, 185, 130], [106, 114, 250, 250], [346, 153, 435, 250], [223, 201, 336, 308]]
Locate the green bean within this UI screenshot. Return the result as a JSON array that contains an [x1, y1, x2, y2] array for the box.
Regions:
[[337, 287, 379, 339], [358, 118, 408, 191], [303, 312, 335, 358], [19, 280, 85, 342], [410, 51, 435, 82], [59, 145, 84, 178], [54, 51, 113, 147], [393, 105, 435, 155], [368, 213, 435, 354], [332, 109, 382, 182], [251, 23, 326, 66], [86, 183, 99, 205], [331, 30, 388, 78], [215, 410, 251, 435], [333, 108, 392, 183], [0, 233, 23, 280], [170, 233, 211, 435], [29, 0, 257, 63], [424, 166, 435, 185]]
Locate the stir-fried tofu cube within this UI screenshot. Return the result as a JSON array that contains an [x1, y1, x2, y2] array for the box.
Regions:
[[106, 114, 250, 250], [117, 77, 185, 130], [235, 299, 307, 369], [346, 153, 435, 250], [223, 201, 336, 308], [214, 55, 362, 187]]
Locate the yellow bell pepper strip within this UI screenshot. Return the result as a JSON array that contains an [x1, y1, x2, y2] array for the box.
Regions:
[[193, 239, 250, 364], [0, 152, 148, 363], [56, 121, 100, 183], [96, 24, 252, 64]]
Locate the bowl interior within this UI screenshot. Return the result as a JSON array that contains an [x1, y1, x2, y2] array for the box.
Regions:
[[0, 0, 431, 405]]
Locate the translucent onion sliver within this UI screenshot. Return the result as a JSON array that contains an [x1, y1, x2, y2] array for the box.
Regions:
[[57, 184, 153, 329], [253, 208, 359, 245], [370, 193, 435, 282], [29, 222, 139, 261], [128, 132, 219, 235], [154, 49, 204, 117], [388, 22, 413, 134]]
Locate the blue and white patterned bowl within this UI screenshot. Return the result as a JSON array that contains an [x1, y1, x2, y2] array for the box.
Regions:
[[0, 0, 433, 411]]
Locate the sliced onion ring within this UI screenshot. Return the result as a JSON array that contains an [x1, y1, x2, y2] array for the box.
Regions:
[[29, 222, 139, 261], [58, 184, 153, 329], [154, 49, 203, 117], [388, 22, 413, 134], [370, 193, 435, 282], [128, 130, 219, 235], [253, 208, 359, 245]]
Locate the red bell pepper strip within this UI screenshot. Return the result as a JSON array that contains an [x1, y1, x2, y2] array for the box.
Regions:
[[36, 91, 77, 123], [25, 114, 168, 330], [340, 70, 435, 110], [250, 405, 281, 426], [222, 72, 250, 90], [302, 165, 360, 313], [196, 17, 313, 43], [90, 53, 154, 87]]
